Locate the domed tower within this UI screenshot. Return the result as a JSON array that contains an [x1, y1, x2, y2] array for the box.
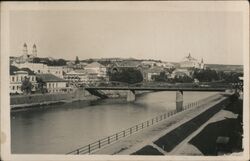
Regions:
[[23, 43, 28, 56], [200, 58, 204, 69], [22, 43, 28, 60], [32, 44, 37, 57]]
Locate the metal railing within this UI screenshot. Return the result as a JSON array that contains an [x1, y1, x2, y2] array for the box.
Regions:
[[66, 93, 221, 155]]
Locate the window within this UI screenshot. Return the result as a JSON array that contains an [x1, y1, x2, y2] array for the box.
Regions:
[[12, 76, 14, 82], [12, 86, 15, 90], [49, 83, 51, 88]]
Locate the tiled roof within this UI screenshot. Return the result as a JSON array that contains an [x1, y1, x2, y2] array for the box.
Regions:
[[36, 74, 67, 82]]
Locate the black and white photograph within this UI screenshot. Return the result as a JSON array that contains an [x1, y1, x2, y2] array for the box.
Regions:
[[0, 1, 249, 161]]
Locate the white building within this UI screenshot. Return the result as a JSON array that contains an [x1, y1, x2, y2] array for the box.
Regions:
[[84, 62, 108, 81], [9, 66, 37, 94], [64, 70, 88, 83], [180, 53, 204, 69], [36, 74, 67, 93], [12, 62, 64, 78], [142, 66, 163, 82]]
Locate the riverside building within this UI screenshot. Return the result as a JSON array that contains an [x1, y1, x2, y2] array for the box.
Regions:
[[9, 66, 37, 94]]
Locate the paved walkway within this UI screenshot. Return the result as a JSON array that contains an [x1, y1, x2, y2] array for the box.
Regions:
[[92, 94, 227, 155], [170, 109, 238, 155]]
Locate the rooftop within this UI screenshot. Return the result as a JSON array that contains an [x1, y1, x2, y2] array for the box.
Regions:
[[36, 73, 67, 82], [182, 53, 197, 62]]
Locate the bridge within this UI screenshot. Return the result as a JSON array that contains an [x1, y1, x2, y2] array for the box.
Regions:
[[84, 84, 236, 112], [85, 86, 229, 92]]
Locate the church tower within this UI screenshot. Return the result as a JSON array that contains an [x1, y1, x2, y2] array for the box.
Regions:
[[200, 58, 204, 69], [23, 43, 28, 60], [32, 44, 37, 57], [23, 43, 28, 55]]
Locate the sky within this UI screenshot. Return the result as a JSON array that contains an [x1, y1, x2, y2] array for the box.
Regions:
[[9, 6, 244, 65]]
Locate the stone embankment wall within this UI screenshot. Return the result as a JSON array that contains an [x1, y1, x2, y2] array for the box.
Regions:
[[10, 89, 151, 109], [10, 89, 97, 108]]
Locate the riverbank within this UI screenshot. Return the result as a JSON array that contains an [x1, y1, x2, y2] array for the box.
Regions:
[[92, 93, 236, 155], [10, 89, 98, 110], [10, 89, 151, 110]]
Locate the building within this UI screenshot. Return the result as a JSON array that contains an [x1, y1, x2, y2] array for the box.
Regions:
[[143, 67, 163, 82], [171, 69, 190, 78], [9, 66, 37, 94], [64, 70, 88, 83], [12, 62, 64, 78], [141, 61, 157, 68], [47, 66, 64, 78], [84, 62, 108, 81], [109, 60, 142, 73], [36, 74, 67, 93], [179, 53, 204, 69]]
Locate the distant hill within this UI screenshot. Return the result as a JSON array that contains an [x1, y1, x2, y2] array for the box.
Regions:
[[206, 64, 243, 73]]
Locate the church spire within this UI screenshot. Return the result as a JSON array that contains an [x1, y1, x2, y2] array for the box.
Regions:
[[23, 43, 28, 56], [32, 44, 37, 57]]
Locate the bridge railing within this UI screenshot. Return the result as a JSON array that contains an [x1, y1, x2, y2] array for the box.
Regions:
[[66, 93, 222, 155]]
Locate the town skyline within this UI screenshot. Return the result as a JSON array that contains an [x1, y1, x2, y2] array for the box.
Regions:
[[10, 7, 244, 65]]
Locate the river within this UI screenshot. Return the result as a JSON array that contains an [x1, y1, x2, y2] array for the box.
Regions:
[[11, 91, 217, 154]]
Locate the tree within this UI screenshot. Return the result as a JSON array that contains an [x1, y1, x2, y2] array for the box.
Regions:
[[32, 57, 41, 63], [110, 68, 143, 84], [21, 77, 33, 94], [57, 59, 67, 66], [193, 68, 219, 82], [36, 77, 47, 93], [75, 56, 80, 64], [153, 71, 167, 82], [173, 75, 193, 83], [166, 67, 176, 74]]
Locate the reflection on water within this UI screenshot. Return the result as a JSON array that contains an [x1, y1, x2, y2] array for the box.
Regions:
[[11, 91, 217, 154]]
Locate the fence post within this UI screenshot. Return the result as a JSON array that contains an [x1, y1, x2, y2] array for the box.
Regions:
[[108, 136, 110, 144], [99, 140, 101, 148], [116, 133, 118, 140], [136, 125, 138, 131], [130, 128, 132, 134], [88, 144, 91, 154], [77, 149, 79, 155], [142, 122, 144, 129], [147, 120, 149, 127], [123, 130, 125, 137]]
